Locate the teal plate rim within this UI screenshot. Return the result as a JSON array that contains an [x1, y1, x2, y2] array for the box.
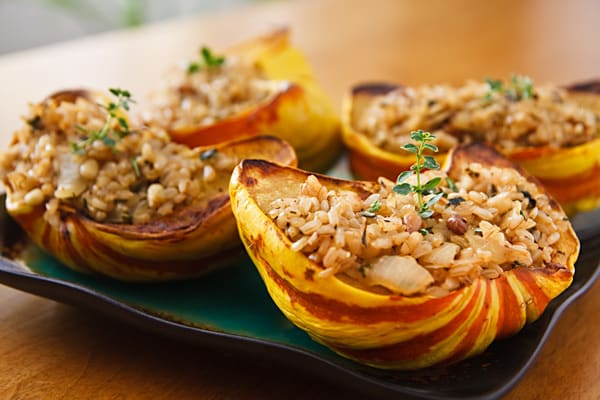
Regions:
[[1, 196, 599, 400]]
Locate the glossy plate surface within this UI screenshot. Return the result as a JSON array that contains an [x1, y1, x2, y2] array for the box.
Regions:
[[0, 192, 599, 400]]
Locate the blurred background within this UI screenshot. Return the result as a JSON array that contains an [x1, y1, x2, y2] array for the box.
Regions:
[[0, 0, 271, 54]]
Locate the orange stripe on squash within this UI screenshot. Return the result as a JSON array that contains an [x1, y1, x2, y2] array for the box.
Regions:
[[328, 281, 483, 364]]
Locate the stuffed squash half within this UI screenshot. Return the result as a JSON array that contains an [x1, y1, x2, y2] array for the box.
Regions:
[[230, 138, 579, 370], [342, 77, 600, 214], [144, 28, 340, 172], [0, 89, 296, 281]]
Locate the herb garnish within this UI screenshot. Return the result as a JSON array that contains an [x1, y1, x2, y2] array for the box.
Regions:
[[71, 88, 134, 155], [130, 157, 140, 177], [485, 75, 535, 101], [200, 148, 218, 161], [187, 46, 226, 74], [419, 227, 433, 236], [361, 199, 381, 218], [393, 130, 443, 218]]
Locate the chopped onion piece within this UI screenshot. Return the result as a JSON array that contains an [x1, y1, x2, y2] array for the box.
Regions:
[[367, 255, 434, 295]]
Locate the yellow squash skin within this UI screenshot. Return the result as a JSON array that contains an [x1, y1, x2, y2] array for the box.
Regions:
[[341, 80, 600, 214], [229, 144, 579, 369], [5, 92, 297, 281], [166, 28, 341, 173]]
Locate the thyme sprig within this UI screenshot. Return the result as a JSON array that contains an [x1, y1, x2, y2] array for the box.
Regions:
[[71, 88, 135, 155], [187, 46, 226, 74], [485, 75, 534, 101], [393, 130, 443, 218]]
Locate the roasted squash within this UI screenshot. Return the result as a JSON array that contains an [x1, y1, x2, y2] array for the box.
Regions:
[[342, 80, 600, 214], [229, 143, 579, 369], [1, 90, 297, 281], [147, 28, 341, 172]]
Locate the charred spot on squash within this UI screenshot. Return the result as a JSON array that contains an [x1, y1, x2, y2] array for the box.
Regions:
[[304, 268, 315, 281], [566, 79, 600, 94], [540, 262, 571, 275], [282, 268, 294, 279], [59, 222, 71, 241], [93, 194, 230, 237], [351, 83, 401, 96], [242, 176, 258, 187], [45, 89, 91, 105]]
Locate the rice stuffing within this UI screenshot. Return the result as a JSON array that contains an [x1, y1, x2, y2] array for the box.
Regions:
[[144, 53, 287, 130], [268, 166, 571, 297], [0, 95, 238, 226], [355, 79, 599, 153]]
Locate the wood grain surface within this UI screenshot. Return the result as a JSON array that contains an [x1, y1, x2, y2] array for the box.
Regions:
[[0, 0, 599, 398]]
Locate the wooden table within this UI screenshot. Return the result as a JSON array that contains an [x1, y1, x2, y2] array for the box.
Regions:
[[0, 0, 599, 398]]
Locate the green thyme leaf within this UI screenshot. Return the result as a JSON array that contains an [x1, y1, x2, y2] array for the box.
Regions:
[[201, 46, 225, 67], [118, 117, 129, 131], [396, 170, 412, 183], [423, 142, 439, 152], [368, 199, 381, 213], [187, 63, 200, 74], [419, 209, 434, 219], [401, 143, 418, 153], [361, 199, 381, 218], [101, 136, 116, 148], [485, 78, 503, 92], [422, 177, 442, 191], [393, 183, 412, 195], [70, 141, 85, 155], [425, 192, 444, 208], [188, 47, 225, 74], [109, 88, 131, 98], [410, 130, 425, 142], [423, 155, 440, 170]]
